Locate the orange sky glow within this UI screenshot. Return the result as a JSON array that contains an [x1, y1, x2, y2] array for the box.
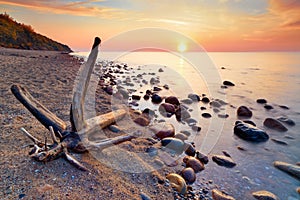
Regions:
[[1, 0, 300, 52]]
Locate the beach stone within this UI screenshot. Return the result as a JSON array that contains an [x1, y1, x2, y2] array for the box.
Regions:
[[180, 130, 191, 136], [202, 113, 212, 118], [234, 121, 269, 142], [212, 189, 235, 200], [243, 120, 256, 126], [277, 116, 295, 126], [263, 118, 288, 132], [151, 123, 175, 139], [201, 97, 210, 103], [273, 161, 300, 180], [142, 108, 155, 117], [181, 98, 193, 105], [188, 93, 200, 102], [256, 99, 267, 104], [223, 80, 235, 86], [159, 103, 176, 117], [175, 108, 191, 121], [161, 137, 185, 153], [165, 96, 180, 106], [185, 118, 197, 126], [252, 190, 279, 200], [163, 84, 169, 90], [132, 95, 141, 100], [218, 114, 229, 118], [166, 173, 187, 194], [279, 105, 289, 109], [196, 151, 209, 164], [184, 143, 196, 156], [200, 106, 207, 110], [140, 192, 151, 200], [108, 125, 120, 133], [186, 157, 205, 173], [143, 94, 150, 100], [212, 155, 236, 168], [181, 167, 196, 184], [158, 68, 164, 72], [191, 125, 201, 132], [264, 104, 274, 110], [174, 133, 188, 141], [134, 117, 150, 126], [159, 151, 178, 167], [237, 106, 252, 118], [151, 94, 162, 104], [153, 86, 162, 91]]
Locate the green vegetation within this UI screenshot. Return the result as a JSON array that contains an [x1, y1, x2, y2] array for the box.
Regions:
[[0, 13, 72, 52]]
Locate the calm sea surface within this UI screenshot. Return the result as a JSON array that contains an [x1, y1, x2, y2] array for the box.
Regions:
[[73, 51, 300, 199]]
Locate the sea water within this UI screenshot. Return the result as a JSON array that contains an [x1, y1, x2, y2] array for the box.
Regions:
[[73, 51, 300, 199]]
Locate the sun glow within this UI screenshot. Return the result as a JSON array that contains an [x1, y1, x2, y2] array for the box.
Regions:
[[177, 43, 187, 52]]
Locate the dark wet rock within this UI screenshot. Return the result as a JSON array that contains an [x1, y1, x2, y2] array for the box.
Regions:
[[264, 104, 274, 110], [196, 151, 209, 164], [146, 90, 152, 95], [134, 117, 150, 126], [277, 116, 295, 126], [151, 94, 162, 104], [140, 192, 151, 200], [163, 84, 169, 90], [166, 173, 187, 194], [142, 108, 155, 117], [222, 151, 231, 157], [108, 125, 121, 133], [188, 93, 200, 102], [212, 155, 236, 168], [174, 133, 188, 141], [143, 94, 150, 100], [218, 114, 229, 118], [151, 123, 175, 139], [186, 157, 205, 173], [165, 96, 180, 106], [153, 86, 162, 91], [158, 68, 164, 72], [181, 167, 196, 184], [212, 189, 235, 200], [200, 106, 206, 110], [237, 106, 252, 118], [271, 138, 288, 145], [273, 161, 300, 180], [201, 97, 210, 103], [181, 98, 193, 105], [243, 120, 256, 126], [150, 77, 156, 85], [256, 99, 267, 104], [202, 113, 212, 118], [161, 137, 185, 153], [191, 125, 201, 132], [234, 121, 269, 142], [184, 143, 196, 156], [159, 103, 176, 117], [130, 101, 139, 106], [210, 101, 222, 108], [263, 118, 288, 132], [223, 80, 235, 86], [252, 190, 279, 200], [132, 95, 141, 100], [279, 105, 289, 110]]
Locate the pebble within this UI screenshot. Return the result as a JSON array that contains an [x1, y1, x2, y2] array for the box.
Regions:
[[134, 117, 150, 126], [108, 125, 121, 133], [212, 155, 236, 168], [186, 157, 205, 173], [151, 123, 175, 139], [161, 137, 185, 153], [181, 167, 196, 184], [140, 193, 151, 200], [165, 96, 180, 106], [184, 143, 196, 156], [180, 130, 191, 136], [132, 95, 141, 100], [223, 80, 235, 86], [277, 116, 295, 126], [174, 133, 188, 141], [252, 190, 279, 200], [263, 118, 288, 132], [188, 93, 200, 102], [256, 99, 267, 104], [191, 125, 201, 132], [210, 101, 222, 108], [181, 98, 193, 105], [234, 121, 269, 142], [237, 106, 252, 118], [196, 151, 209, 164], [218, 114, 229, 118], [202, 113, 212, 118], [151, 94, 162, 104], [159, 103, 176, 117], [201, 97, 210, 103], [212, 189, 235, 200], [273, 161, 300, 179], [264, 104, 274, 110], [166, 173, 187, 194]]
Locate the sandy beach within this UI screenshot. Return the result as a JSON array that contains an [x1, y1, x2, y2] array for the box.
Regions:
[[0, 48, 174, 200]]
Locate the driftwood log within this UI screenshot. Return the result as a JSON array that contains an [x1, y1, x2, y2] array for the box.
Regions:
[[11, 37, 135, 171]]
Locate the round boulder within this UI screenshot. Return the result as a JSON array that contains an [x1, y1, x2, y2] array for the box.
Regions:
[[237, 106, 252, 118]]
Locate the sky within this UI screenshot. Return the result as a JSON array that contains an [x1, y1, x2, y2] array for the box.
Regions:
[[1, 0, 300, 52]]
